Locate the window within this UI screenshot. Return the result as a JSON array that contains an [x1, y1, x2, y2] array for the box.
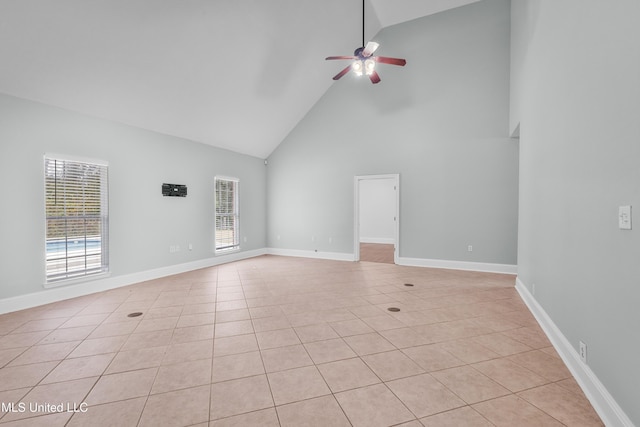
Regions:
[[215, 177, 239, 252], [44, 154, 109, 283]]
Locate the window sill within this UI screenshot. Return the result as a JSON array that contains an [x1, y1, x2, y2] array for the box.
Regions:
[[215, 247, 240, 256], [44, 271, 111, 289]]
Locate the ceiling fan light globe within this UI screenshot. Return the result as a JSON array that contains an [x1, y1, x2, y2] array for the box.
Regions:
[[352, 61, 364, 76], [364, 59, 376, 75]]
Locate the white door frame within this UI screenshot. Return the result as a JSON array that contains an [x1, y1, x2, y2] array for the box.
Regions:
[[354, 174, 400, 263]]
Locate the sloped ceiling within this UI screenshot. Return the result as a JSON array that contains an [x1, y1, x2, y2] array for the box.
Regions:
[[0, 0, 480, 158]]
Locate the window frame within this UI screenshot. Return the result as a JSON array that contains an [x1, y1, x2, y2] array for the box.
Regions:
[[214, 176, 240, 254], [43, 153, 109, 287]]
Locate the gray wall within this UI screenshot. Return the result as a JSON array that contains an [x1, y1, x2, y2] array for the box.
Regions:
[[0, 94, 266, 300], [511, 1, 640, 424], [267, 0, 518, 265]]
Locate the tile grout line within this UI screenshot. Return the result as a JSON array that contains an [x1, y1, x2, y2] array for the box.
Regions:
[[0, 258, 602, 426]]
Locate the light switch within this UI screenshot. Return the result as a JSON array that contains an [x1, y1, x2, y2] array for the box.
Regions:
[[619, 205, 632, 230]]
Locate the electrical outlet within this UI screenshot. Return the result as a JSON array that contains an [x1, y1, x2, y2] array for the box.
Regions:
[[188, 243, 193, 251], [467, 245, 473, 252], [311, 236, 315, 242], [329, 237, 333, 244], [579, 341, 587, 363]]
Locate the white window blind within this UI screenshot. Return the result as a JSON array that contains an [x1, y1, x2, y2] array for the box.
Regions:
[[44, 155, 109, 283], [215, 177, 239, 252]]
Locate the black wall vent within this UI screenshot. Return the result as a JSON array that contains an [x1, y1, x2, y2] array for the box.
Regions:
[[162, 183, 187, 197]]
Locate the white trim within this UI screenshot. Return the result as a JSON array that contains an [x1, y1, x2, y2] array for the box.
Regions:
[[214, 176, 240, 254], [354, 174, 400, 263], [214, 247, 241, 256], [44, 152, 109, 167], [265, 249, 516, 275], [43, 272, 112, 289], [359, 237, 395, 244], [354, 178, 359, 261], [267, 248, 355, 262], [214, 175, 239, 182], [397, 256, 517, 275], [515, 277, 634, 427], [43, 155, 110, 284], [0, 249, 267, 315]]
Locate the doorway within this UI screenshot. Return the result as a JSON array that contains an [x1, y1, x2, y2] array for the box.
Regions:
[[354, 174, 399, 264]]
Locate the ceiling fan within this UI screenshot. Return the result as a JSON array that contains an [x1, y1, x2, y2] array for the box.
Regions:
[[326, 0, 406, 84]]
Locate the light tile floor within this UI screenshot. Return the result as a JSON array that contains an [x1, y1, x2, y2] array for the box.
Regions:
[[360, 243, 395, 264], [0, 255, 603, 426]]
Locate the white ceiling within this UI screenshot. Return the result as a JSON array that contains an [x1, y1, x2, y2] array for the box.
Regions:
[[0, 0, 480, 159]]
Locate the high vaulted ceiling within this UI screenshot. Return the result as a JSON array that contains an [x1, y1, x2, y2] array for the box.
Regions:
[[0, 0, 481, 158]]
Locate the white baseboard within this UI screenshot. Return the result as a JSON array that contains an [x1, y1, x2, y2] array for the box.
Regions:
[[397, 256, 517, 275], [515, 277, 633, 427], [267, 248, 355, 262], [0, 249, 267, 315], [0, 250, 516, 315], [359, 237, 395, 244], [265, 250, 516, 275]]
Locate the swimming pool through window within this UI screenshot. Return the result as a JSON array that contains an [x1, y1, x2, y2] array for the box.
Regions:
[[44, 154, 109, 283]]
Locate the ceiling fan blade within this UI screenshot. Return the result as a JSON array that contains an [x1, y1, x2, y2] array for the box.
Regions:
[[362, 41, 380, 57], [333, 65, 352, 80], [375, 56, 407, 66], [326, 55, 357, 61], [369, 70, 381, 84]]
